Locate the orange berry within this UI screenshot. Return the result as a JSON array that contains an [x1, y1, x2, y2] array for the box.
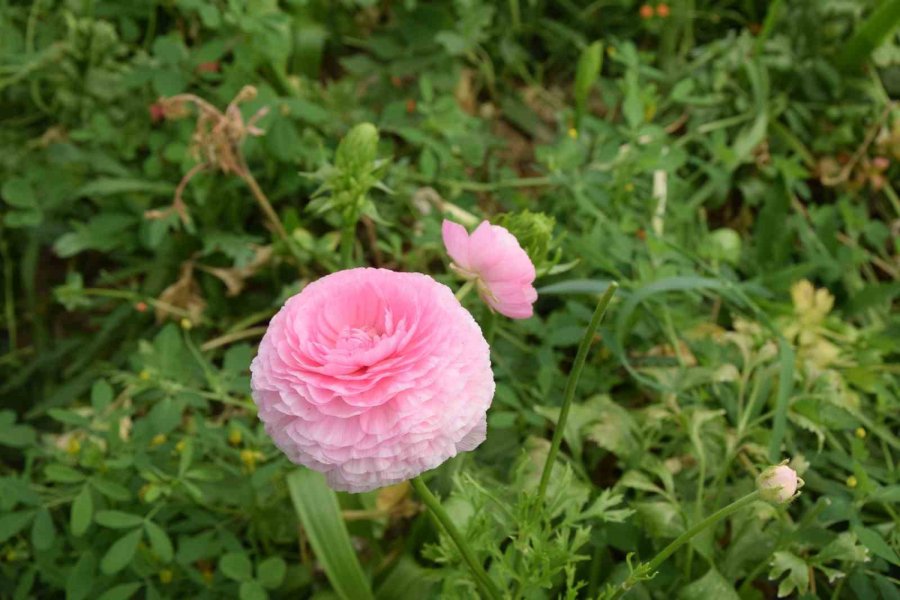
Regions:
[[135, 301, 148, 312], [639, 4, 654, 19], [656, 3, 670, 17]]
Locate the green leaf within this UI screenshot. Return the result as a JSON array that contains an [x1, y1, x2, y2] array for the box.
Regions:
[[1, 178, 36, 208], [768, 551, 809, 597], [375, 558, 435, 600], [95, 510, 145, 529], [31, 508, 56, 550], [0, 511, 34, 544], [100, 528, 143, 575], [220, 552, 254, 582], [257, 556, 287, 589], [839, 0, 900, 70], [90, 478, 132, 502], [66, 551, 97, 600], [45, 464, 86, 483], [767, 338, 795, 462], [679, 567, 740, 600], [75, 178, 174, 198], [144, 520, 174, 563], [71, 486, 93, 537], [287, 469, 374, 600], [90, 380, 114, 411], [96, 583, 142, 600], [573, 41, 603, 128], [0, 410, 36, 447], [239, 581, 268, 600], [853, 526, 900, 566]]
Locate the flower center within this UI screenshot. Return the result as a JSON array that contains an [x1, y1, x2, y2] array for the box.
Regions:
[[335, 325, 381, 352]]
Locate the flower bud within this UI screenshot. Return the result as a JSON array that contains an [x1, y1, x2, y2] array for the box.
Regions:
[[335, 123, 379, 174], [494, 210, 557, 270], [757, 464, 802, 503]]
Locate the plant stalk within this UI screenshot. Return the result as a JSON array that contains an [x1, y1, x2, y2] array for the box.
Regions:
[[537, 282, 618, 502], [411, 477, 503, 600], [611, 490, 761, 598], [340, 219, 356, 268]]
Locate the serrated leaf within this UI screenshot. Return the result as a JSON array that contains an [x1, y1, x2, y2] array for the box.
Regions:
[[144, 520, 174, 563], [100, 528, 143, 575], [287, 469, 374, 600], [71, 486, 93, 537], [768, 551, 809, 598]]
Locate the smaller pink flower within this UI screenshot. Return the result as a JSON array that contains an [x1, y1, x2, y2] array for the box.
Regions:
[[442, 219, 537, 319], [757, 464, 802, 503]]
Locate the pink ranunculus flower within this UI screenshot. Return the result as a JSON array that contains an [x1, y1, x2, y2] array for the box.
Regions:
[[442, 219, 538, 319], [250, 268, 495, 493]]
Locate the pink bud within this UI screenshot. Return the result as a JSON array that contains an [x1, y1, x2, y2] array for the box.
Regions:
[[757, 464, 801, 503]]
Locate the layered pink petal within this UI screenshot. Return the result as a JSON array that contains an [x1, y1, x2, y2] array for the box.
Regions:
[[442, 219, 537, 320], [251, 268, 495, 493]]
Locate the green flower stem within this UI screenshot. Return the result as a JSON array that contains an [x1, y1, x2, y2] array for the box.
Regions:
[[411, 477, 503, 600], [340, 219, 356, 268], [611, 490, 761, 599], [455, 279, 475, 301], [537, 282, 618, 502]]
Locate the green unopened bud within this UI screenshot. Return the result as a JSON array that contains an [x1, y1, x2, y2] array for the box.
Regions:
[[335, 123, 379, 174], [705, 228, 742, 265], [757, 463, 802, 503], [495, 210, 556, 268]]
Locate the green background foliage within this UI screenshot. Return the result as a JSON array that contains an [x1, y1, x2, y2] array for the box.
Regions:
[[1, 0, 899, 598]]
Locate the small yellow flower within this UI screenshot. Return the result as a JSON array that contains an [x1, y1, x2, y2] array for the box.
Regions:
[[175, 439, 186, 453], [67, 437, 82, 455], [159, 569, 174, 584], [180, 318, 193, 330], [139, 370, 151, 381], [227, 428, 242, 446], [240, 449, 263, 472], [624, 183, 635, 192], [151, 434, 167, 447], [855, 427, 866, 439], [846, 475, 858, 488], [567, 127, 578, 139]]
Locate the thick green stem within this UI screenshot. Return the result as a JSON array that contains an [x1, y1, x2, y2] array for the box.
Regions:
[[537, 282, 618, 502], [611, 490, 761, 598], [411, 477, 503, 600]]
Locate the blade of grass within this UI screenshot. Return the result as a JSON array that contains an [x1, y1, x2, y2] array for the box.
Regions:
[[838, 0, 900, 71], [767, 338, 795, 462], [287, 469, 374, 600]]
